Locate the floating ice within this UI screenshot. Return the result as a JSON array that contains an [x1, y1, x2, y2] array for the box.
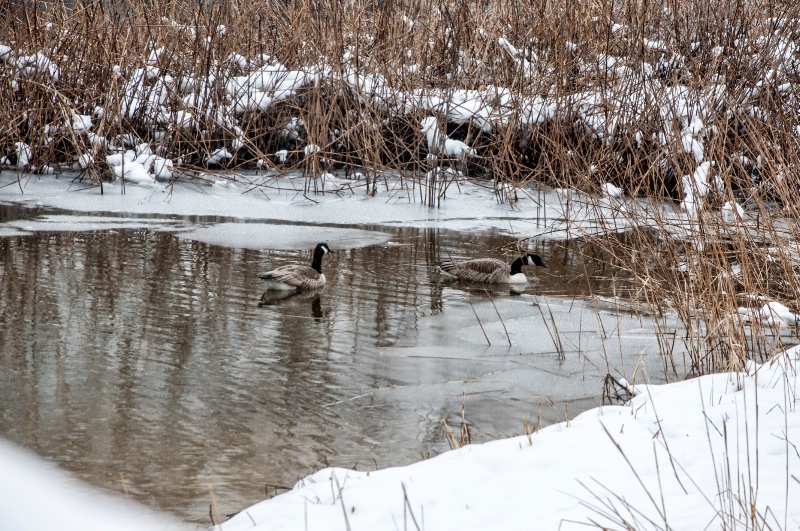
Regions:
[[176, 223, 390, 251]]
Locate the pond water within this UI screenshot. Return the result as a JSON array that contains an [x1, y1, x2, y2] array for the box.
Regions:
[[0, 202, 678, 524]]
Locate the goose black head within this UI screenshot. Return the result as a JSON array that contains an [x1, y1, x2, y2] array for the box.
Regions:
[[314, 242, 331, 256], [525, 254, 548, 268], [310, 243, 331, 273]]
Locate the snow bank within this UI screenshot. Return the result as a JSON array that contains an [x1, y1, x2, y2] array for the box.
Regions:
[[217, 348, 800, 530], [0, 439, 188, 531]]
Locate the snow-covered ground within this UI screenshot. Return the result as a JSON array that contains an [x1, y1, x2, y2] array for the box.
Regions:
[[0, 439, 189, 531]]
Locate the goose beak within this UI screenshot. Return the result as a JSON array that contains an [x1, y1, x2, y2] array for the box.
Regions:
[[529, 255, 548, 268]]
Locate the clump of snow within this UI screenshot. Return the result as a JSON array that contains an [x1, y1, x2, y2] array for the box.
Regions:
[[77, 153, 94, 169], [0, 439, 188, 531], [15, 142, 32, 169], [205, 148, 233, 166], [71, 113, 93, 132], [601, 182, 623, 198], [681, 160, 716, 215], [106, 151, 135, 166], [420, 116, 475, 159], [11, 51, 60, 80], [152, 157, 173, 181], [112, 162, 156, 187], [761, 301, 800, 326], [282, 117, 304, 140], [102, 144, 175, 183], [721, 200, 744, 222]]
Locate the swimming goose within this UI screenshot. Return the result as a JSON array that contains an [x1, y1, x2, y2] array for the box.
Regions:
[[437, 253, 548, 284], [260, 243, 331, 291]]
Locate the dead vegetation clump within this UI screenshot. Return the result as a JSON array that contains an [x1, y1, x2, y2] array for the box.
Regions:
[[0, 1, 795, 193]]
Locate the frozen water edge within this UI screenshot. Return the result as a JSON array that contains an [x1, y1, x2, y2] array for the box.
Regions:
[[2, 169, 741, 249], [4, 349, 795, 530], [216, 347, 800, 531], [0, 170, 646, 244]]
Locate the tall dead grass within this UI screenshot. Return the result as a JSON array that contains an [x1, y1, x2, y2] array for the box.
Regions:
[[0, 0, 794, 189], [580, 186, 800, 377]]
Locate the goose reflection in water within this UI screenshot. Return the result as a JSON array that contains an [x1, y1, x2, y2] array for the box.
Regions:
[[427, 279, 529, 317], [259, 289, 326, 321], [432, 277, 530, 296]]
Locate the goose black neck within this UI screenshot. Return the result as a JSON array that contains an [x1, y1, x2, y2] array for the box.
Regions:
[[510, 257, 524, 275], [311, 251, 324, 273]]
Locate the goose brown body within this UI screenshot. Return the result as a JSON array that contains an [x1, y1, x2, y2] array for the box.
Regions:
[[437, 254, 547, 284], [260, 243, 330, 291], [260, 264, 326, 290]]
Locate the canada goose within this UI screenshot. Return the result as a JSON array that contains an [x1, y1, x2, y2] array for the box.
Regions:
[[437, 253, 548, 284], [260, 243, 331, 291]]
